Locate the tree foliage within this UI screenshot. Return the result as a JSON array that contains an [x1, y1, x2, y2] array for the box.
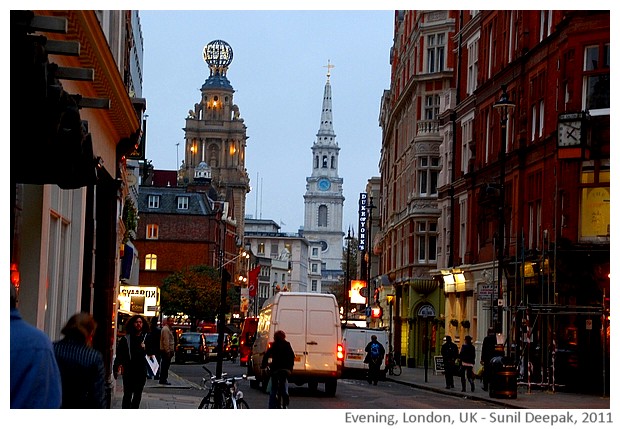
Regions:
[[160, 265, 239, 330]]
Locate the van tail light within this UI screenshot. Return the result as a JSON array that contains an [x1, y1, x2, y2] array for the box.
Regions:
[[337, 344, 344, 361]]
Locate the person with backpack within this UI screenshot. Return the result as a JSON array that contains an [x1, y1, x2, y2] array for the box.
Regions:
[[364, 335, 385, 385]]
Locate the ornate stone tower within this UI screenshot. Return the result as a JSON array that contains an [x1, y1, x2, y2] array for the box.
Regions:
[[303, 62, 345, 290], [179, 40, 250, 236]]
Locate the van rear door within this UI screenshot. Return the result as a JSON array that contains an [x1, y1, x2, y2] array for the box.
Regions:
[[275, 294, 307, 369], [305, 295, 339, 372]]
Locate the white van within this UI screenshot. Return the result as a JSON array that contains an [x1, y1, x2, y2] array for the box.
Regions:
[[248, 292, 343, 396], [341, 327, 388, 376]]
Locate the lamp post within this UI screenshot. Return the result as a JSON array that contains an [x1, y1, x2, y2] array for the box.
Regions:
[[492, 84, 515, 339], [216, 243, 249, 379], [386, 294, 395, 355]]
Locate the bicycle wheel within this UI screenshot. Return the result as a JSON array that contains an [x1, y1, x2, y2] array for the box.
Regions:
[[235, 398, 250, 409], [198, 392, 213, 409], [392, 365, 402, 376]]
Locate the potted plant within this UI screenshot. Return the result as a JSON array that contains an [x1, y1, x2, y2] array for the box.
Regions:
[[460, 320, 470, 329], [449, 318, 459, 328]]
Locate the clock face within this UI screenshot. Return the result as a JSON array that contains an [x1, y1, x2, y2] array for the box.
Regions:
[[558, 121, 582, 147], [320, 240, 328, 251], [318, 178, 331, 191]]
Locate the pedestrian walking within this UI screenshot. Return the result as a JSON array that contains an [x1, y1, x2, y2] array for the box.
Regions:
[[459, 335, 476, 392], [113, 314, 148, 408], [159, 316, 175, 385], [145, 316, 161, 380], [261, 330, 295, 408], [10, 284, 62, 408], [364, 334, 386, 386], [481, 327, 497, 391], [53, 312, 106, 408], [441, 336, 459, 389]]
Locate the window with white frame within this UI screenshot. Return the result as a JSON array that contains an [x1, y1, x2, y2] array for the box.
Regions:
[[177, 196, 189, 210], [416, 221, 437, 263], [311, 263, 318, 273], [426, 33, 445, 73], [424, 94, 441, 120], [538, 100, 544, 137], [467, 34, 480, 95], [312, 247, 319, 257], [258, 242, 265, 255], [539, 11, 552, 41], [146, 224, 159, 240], [145, 253, 157, 270], [311, 279, 318, 292], [531, 104, 537, 142], [583, 44, 610, 115], [459, 197, 468, 264], [461, 114, 474, 174], [148, 195, 160, 209], [418, 156, 440, 196]]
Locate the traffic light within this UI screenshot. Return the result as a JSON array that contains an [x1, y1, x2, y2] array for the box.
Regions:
[[371, 305, 382, 318]]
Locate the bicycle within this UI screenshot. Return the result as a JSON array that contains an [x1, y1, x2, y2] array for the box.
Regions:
[[198, 366, 251, 409], [385, 352, 402, 376]]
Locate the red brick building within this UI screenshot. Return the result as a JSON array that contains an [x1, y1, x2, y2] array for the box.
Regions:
[[379, 10, 609, 393]]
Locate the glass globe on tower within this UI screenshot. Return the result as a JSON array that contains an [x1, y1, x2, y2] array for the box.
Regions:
[[202, 40, 233, 76]]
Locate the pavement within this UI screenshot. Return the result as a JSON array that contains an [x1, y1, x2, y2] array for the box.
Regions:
[[111, 366, 611, 409]]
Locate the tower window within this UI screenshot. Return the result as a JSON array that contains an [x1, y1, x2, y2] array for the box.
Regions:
[[315, 156, 319, 169], [322, 156, 328, 168], [318, 205, 328, 227], [331, 156, 335, 168]]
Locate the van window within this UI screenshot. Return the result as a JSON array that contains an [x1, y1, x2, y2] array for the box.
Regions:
[[280, 309, 304, 335]]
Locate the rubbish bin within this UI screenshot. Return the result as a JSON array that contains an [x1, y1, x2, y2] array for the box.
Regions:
[[489, 356, 517, 399]]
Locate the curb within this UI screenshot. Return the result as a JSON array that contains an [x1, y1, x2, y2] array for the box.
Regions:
[[386, 376, 525, 409]]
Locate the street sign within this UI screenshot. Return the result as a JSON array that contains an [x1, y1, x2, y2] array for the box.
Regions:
[[478, 283, 497, 300]]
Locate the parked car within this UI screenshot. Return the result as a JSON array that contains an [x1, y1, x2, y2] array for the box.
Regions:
[[175, 332, 207, 364], [204, 332, 232, 360]]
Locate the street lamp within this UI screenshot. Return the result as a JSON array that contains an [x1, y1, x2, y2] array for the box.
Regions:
[[216, 247, 249, 378], [386, 293, 395, 355], [492, 84, 515, 338]]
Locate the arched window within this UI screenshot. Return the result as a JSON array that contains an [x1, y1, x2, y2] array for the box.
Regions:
[[322, 156, 328, 168], [315, 156, 319, 169], [318, 205, 328, 227], [145, 254, 157, 270], [331, 156, 335, 168]]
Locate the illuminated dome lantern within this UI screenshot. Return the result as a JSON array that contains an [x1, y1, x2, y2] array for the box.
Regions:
[[202, 39, 233, 76]]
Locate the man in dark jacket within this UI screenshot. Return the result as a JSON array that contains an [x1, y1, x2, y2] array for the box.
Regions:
[[441, 336, 459, 389], [364, 335, 386, 385], [261, 330, 295, 408], [481, 327, 497, 391], [113, 315, 148, 408]]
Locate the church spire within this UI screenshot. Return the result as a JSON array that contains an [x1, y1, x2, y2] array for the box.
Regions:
[[317, 60, 336, 143]]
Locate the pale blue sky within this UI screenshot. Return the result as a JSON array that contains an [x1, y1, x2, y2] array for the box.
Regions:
[[140, 10, 394, 233]]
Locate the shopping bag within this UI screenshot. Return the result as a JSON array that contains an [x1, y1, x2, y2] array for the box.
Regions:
[[476, 365, 484, 379], [146, 355, 159, 375]]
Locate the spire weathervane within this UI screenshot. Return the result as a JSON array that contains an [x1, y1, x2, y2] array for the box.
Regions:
[[324, 59, 335, 82]]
